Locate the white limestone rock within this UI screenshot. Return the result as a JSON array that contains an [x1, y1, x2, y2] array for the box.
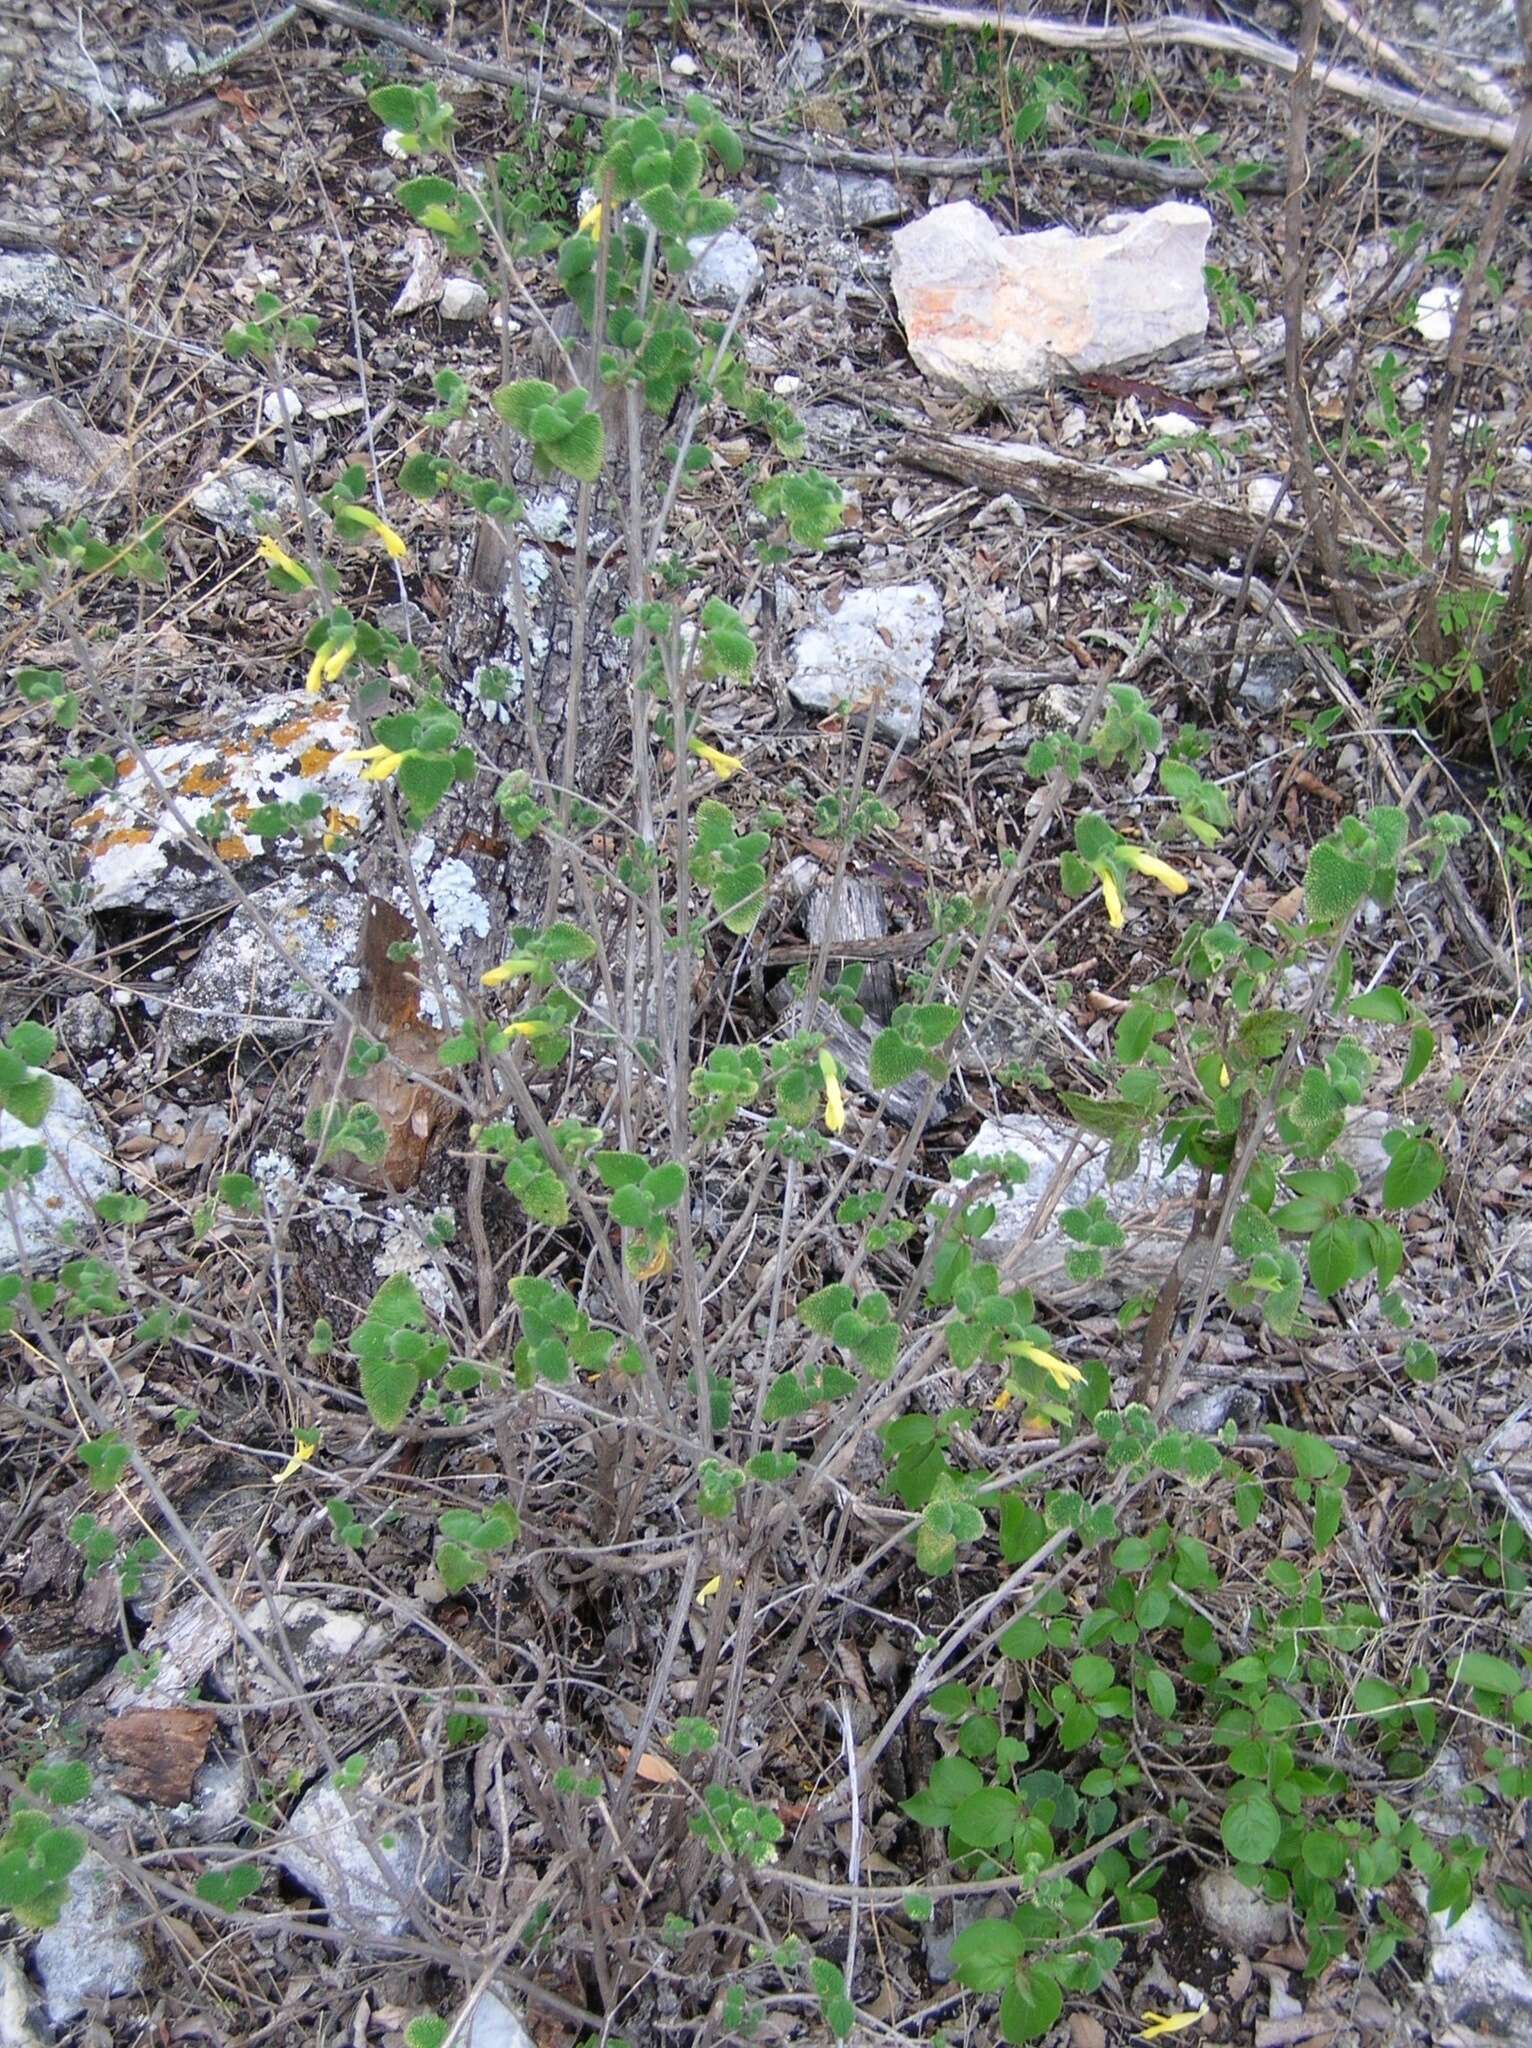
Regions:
[[0, 1076, 119, 1265], [891, 200, 1212, 400], [788, 583, 942, 745]]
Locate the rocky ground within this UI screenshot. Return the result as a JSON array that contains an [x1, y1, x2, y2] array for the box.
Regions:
[[2, 4, 1532, 2047]]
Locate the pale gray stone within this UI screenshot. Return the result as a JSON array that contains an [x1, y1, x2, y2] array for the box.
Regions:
[[277, 1752, 447, 1937], [1429, 1898, 1532, 2045], [1191, 1867, 1288, 1954], [32, 1856, 145, 2024], [0, 251, 81, 339], [683, 230, 763, 306], [787, 582, 942, 744], [0, 1949, 48, 2048], [943, 1109, 1397, 1309], [0, 396, 127, 528], [776, 164, 902, 233], [0, 1076, 120, 1264], [467, 1990, 537, 2048], [439, 276, 489, 321], [891, 200, 1212, 400]]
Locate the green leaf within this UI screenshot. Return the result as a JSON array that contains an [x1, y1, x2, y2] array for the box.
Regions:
[[1305, 838, 1372, 923], [1221, 1790, 1281, 1864], [948, 1917, 1026, 1992], [951, 1785, 1019, 1848], [999, 1969, 1063, 2044], [359, 1354, 419, 1431], [492, 377, 560, 433], [436, 1540, 486, 1593], [798, 1283, 854, 1336], [368, 85, 421, 128], [1348, 986, 1410, 1024], [1308, 1218, 1360, 1298], [396, 751, 458, 820], [1382, 1134, 1445, 1211], [1069, 1652, 1116, 1700], [1401, 1024, 1435, 1089], [194, 1864, 263, 1909], [868, 1027, 924, 1091], [397, 174, 460, 220], [1451, 1651, 1525, 1696]]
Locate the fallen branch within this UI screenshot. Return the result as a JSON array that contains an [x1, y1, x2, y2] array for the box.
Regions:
[[848, 1, 1523, 155], [902, 430, 1382, 600]]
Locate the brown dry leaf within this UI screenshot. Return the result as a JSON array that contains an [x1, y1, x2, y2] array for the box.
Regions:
[[615, 1745, 680, 1785]]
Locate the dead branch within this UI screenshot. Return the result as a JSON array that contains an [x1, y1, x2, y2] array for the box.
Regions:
[[848, 1, 1523, 155], [902, 430, 1384, 606]]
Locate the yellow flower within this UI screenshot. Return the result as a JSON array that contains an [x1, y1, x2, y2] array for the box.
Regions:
[[323, 637, 356, 682], [992, 1385, 1015, 1413], [504, 1018, 548, 1038], [1137, 2010, 1206, 2041], [343, 506, 410, 560], [818, 1049, 845, 1133], [305, 637, 356, 695], [256, 535, 313, 587], [321, 807, 357, 852], [688, 737, 745, 780], [696, 1573, 723, 1607], [578, 200, 603, 239], [338, 743, 408, 782], [1120, 845, 1191, 896], [1092, 861, 1125, 929], [482, 959, 535, 988], [633, 1237, 672, 1281], [273, 1432, 319, 1486], [1005, 1340, 1085, 1390]]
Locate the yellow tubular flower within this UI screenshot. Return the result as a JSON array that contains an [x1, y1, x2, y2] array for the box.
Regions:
[[1092, 861, 1126, 929], [578, 200, 603, 239], [322, 637, 356, 684], [504, 1018, 547, 1038], [991, 1385, 1015, 1413], [696, 1573, 723, 1607], [339, 743, 409, 782], [818, 1049, 845, 1134], [305, 647, 328, 695], [1008, 1340, 1085, 1390], [345, 506, 410, 560], [1120, 846, 1191, 896], [688, 737, 745, 780], [481, 962, 523, 988], [256, 536, 313, 587], [1137, 2012, 1207, 2041]]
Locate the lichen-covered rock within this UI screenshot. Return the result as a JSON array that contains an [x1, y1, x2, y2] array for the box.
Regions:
[[0, 250, 84, 340], [190, 463, 297, 538], [776, 163, 902, 233], [164, 876, 365, 1055], [683, 229, 763, 306], [72, 692, 377, 914]]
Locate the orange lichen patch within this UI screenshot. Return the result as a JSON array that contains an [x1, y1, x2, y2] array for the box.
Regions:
[[299, 744, 337, 776], [178, 760, 230, 798], [269, 712, 324, 749], [215, 837, 252, 862], [75, 806, 107, 834], [89, 827, 154, 854]]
